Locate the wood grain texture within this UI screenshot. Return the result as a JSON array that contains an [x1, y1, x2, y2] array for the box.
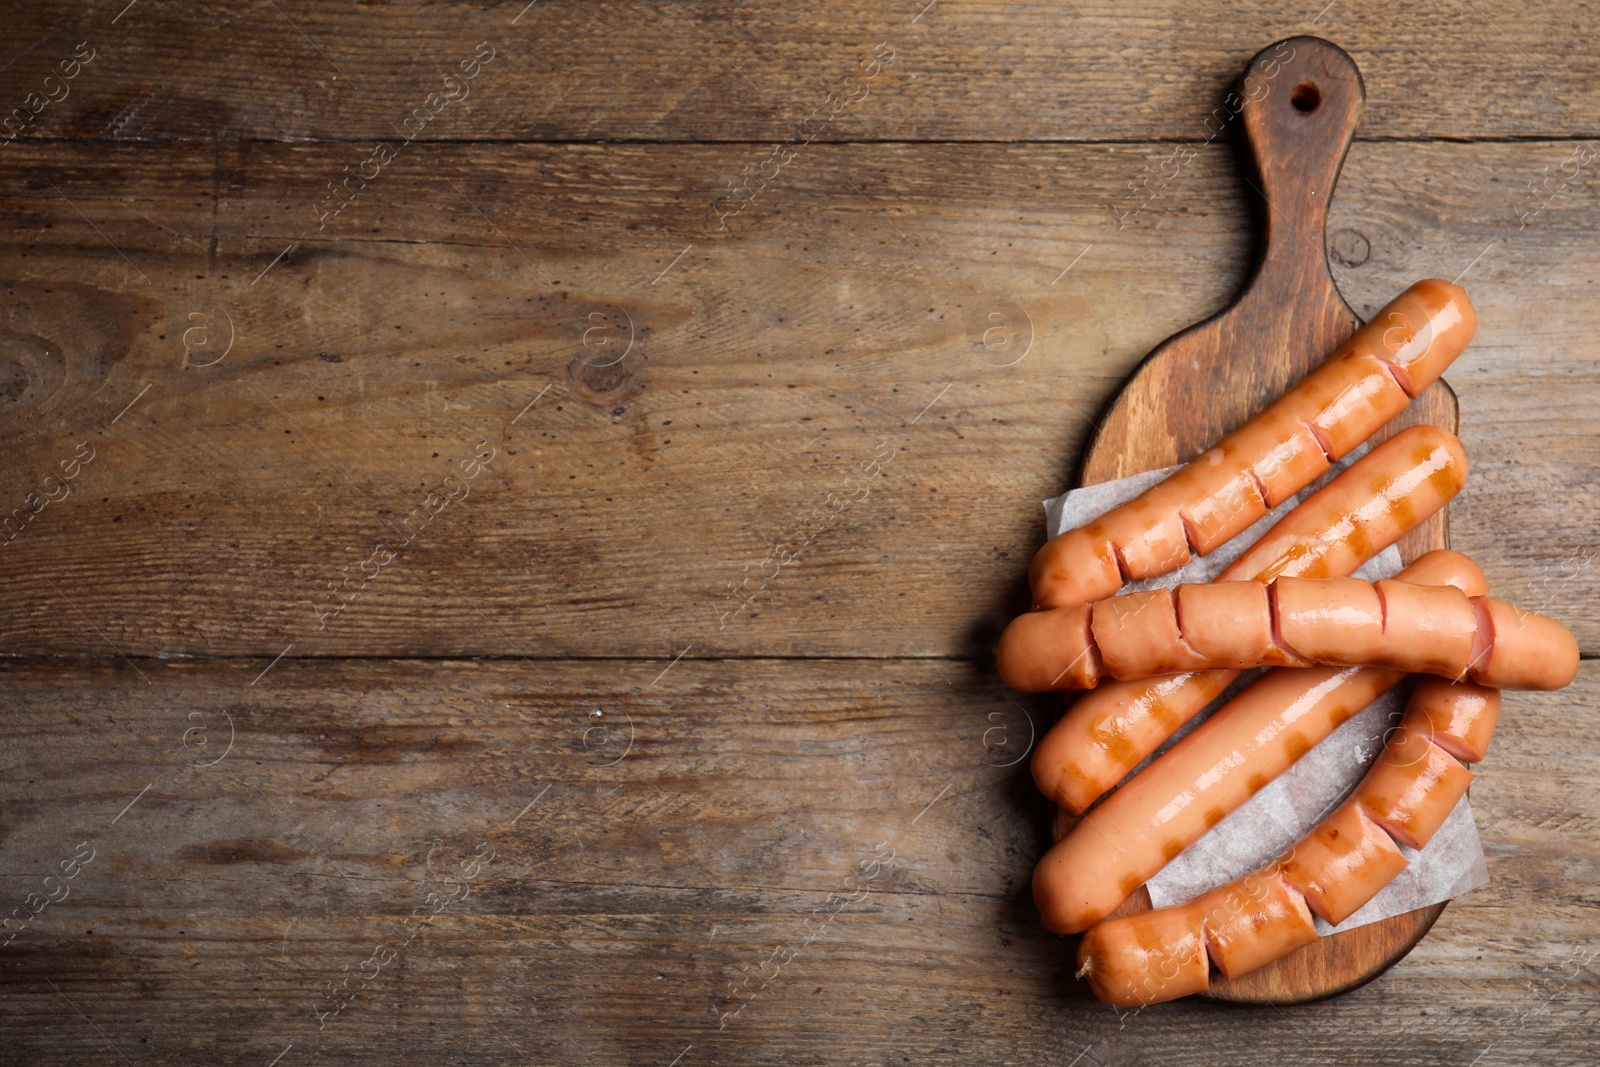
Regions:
[[2, 14, 1597, 1056], [0, 657, 1595, 1065], [0, 138, 1593, 660], [3, 2, 1600, 143]]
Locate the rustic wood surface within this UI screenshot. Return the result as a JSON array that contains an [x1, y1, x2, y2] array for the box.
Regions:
[[1, 138, 1597, 658], [1, 2, 1597, 1063], [6, 2, 1600, 142], [1, 659, 1596, 1065]]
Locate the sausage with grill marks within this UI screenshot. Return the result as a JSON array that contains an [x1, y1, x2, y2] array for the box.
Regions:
[[1031, 279, 1477, 609], [1032, 553, 1489, 934], [1075, 674, 1508, 1006], [1031, 427, 1469, 814], [998, 573, 1576, 694]]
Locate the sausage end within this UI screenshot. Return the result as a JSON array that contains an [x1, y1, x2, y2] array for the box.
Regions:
[[1472, 598, 1580, 691], [998, 605, 1101, 692]]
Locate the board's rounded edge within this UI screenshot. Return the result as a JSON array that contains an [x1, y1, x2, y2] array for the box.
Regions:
[[1204, 901, 1448, 1004]]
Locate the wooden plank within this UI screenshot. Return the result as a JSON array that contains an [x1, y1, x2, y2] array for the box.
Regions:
[[4, 3, 1600, 144], [1, 657, 1595, 1063], [0, 139, 1595, 659]]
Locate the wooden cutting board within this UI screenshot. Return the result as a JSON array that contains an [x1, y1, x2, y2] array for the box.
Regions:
[[1057, 36, 1460, 1004]]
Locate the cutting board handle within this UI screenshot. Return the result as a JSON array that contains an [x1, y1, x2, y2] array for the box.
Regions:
[[1084, 36, 1370, 471], [1239, 37, 1365, 309]]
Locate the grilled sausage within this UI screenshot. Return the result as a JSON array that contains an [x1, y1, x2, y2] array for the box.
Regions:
[[1075, 675, 1505, 1005], [1032, 428, 1468, 814], [1031, 280, 1476, 609], [1035, 665, 1404, 933], [1033, 553, 1490, 933], [999, 574, 1576, 693]]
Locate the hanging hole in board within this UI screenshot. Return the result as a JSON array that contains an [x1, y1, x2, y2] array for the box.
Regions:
[[1291, 82, 1321, 114]]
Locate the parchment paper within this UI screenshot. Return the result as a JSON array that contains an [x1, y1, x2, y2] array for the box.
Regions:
[[1043, 457, 1488, 935]]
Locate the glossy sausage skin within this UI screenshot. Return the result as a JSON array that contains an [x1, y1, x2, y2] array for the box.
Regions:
[[1033, 554, 1489, 932], [1278, 802, 1407, 926], [1474, 598, 1582, 691], [1035, 665, 1403, 934], [998, 602, 1100, 691], [1076, 864, 1316, 1004], [1353, 724, 1474, 849], [1032, 556, 1514, 933], [999, 576, 1576, 693], [1035, 671, 1236, 815], [1074, 676, 1501, 1005], [1030, 281, 1477, 609], [1405, 676, 1500, 763], [1283, 675, 1493, 925], [1024, 422, 1467, 778], [1226, 425, 1468, 585], [1075, 899, 1210, 1006], [1034, 550, 1478, 816], [1031, 485, 1469, 815], [1202, 868, 1319, 979]]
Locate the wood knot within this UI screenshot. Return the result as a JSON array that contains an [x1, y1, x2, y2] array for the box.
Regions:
[[0, 330, 60, 407], [0, 281, 153, 430], [1329, 228, 1371, 268], [567, 304, 642, 412]]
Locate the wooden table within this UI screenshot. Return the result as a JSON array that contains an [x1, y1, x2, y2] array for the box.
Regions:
[[2, 4, 1596, 1063]]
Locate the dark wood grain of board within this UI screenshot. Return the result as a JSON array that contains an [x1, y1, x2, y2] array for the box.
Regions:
[[1069, 37, 1455, 1005]]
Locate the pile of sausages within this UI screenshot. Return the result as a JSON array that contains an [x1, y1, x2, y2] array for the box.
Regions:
[[1000, 279, 1580, 1006]]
